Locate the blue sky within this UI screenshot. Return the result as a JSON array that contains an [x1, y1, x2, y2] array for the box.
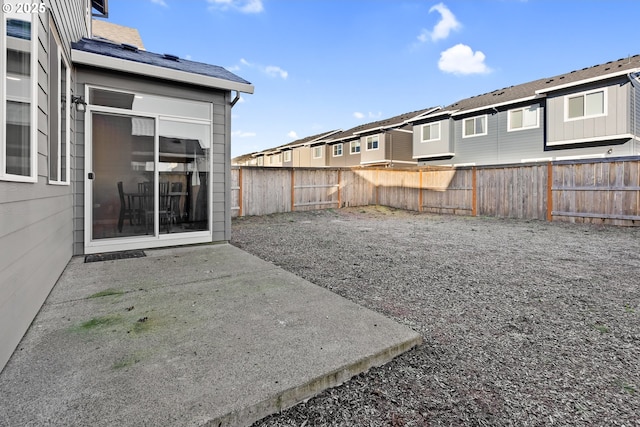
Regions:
[[103, 0, 640, 158]]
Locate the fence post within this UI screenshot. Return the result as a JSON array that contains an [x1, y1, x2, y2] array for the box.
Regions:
[[418, 170, 423, 212], [290, 168, 295, 212], [375, 169, 379, 205], [472, 167, 477, 217], [337, 169, 342, 208], [546, 161, 553, 222], [238, 167, 243, 217]]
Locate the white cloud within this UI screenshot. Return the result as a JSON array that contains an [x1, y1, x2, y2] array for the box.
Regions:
[[150, 0, 168, 6], [368, 112, 382, 119], [232, 130, 257, 138], [353, 112, 365, 119], [418, 3, 461, 43], [438, 44, 491, 75], [207, 0, 263, 14], [237, 58, 288, 80], [287, 131, 298, 139], [265, 66, 288, 79]]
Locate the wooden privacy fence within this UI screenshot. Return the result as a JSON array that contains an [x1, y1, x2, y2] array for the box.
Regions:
[[231, 157, 640, 226]]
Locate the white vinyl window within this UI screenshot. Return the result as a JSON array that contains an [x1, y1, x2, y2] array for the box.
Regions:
[[462, 115, 487, 138], [333, 143, 343, 157], [421, 122, 440, 142], [350, 140, 360, 154], [257, 156, 263, 166], [508, 105, 539, 132], [49, 28, 71, 184], [283, 150, 291, 162], [313, 146, 323, 159], [366, 135, 379, 150], [565, 89, 606, 121], [1, 6, 38, 182]]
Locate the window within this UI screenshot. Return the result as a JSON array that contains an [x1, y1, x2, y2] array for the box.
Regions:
[[350, 140, 360, 154], [508, 105, 539, 131], [283, 150, 291, 162], [421, 122, 440, 142], [462, 115, 487, 138], [1, 8, 38, 182], [48, 29, 71, 184], [366, 135, 379, 150], [313, 146, 323, 159], [333, 143, 343, 157], [566, 89, 606, 120], [257, 157, 263, 166]]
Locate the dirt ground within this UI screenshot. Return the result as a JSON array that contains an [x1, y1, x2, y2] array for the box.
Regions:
[[231, 206, 640, 426]]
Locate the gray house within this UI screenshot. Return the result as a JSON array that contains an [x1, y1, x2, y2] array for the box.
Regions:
[[411, 56, 640, 166], [0, 1, 253, 371]]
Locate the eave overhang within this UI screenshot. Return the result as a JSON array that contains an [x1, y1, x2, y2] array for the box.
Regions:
[[72, 48, 255, 94]]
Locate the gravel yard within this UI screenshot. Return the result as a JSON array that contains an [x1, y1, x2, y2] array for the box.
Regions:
[[231, 206, 640, 427]]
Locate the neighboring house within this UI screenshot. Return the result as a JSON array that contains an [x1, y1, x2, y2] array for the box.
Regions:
[[325, 130, 362, 168], [279, 130, 340, 167], [231, 152, 258, 166], [411, 55, 640, 166], [0, 1, 253, 371], [327, 108, 439, 168], [91, 19, 145, 49]]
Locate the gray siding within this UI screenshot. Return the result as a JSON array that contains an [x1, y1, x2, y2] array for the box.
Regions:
[[73, 68, 229, 254], [546, 79, 630, 145], [0, 3, 87, 371], [412, 118, 453, 159]]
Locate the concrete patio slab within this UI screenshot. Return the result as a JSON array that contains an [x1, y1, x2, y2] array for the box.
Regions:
[[0, 244, 421, 426]]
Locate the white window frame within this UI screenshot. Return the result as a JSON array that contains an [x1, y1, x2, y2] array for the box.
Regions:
[[365, 135, 379, 151], [507, 105, 539, 132], [332, 143, 343, 157], [312, 145, 323, 159], [257, 156, 264, 166], [350, 140, 360, 154], [49, 29, 71, 185], [462, 115, 488, 138], [283, 150, 291, 162], [564, 88, 607, 122], [420, 122, 441, 142], [1, 10, 39, 183]]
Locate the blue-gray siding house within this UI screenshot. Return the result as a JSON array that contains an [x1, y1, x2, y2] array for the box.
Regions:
[[0, 1, 253, 372], [412, 56, 640, 167]]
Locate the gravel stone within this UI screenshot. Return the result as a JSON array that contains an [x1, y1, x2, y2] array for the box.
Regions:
[[231, 206, 640, 427]]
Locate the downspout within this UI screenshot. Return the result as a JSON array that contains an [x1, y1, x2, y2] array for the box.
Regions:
[[492, 107, 499, 162], [230, 90, 241, 108], [627, 73, 638, 154]]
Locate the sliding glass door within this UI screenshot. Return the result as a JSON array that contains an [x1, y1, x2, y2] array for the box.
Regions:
[[86, 88, 212, 251]]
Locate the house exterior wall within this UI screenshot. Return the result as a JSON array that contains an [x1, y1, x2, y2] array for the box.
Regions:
[[546, 79, 630, 145], [73, 67, 230, 254], [412, 118, 453, 159], [386, 130, 415, 164], [292, 146, 311, 167], [0, 1, 90, 372], [360, 133, 385, 164], [309, 145, 327, 167], [327, 142, 361, 167]]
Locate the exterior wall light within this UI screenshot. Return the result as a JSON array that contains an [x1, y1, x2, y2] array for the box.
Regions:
[[71, 95, 87, 112]]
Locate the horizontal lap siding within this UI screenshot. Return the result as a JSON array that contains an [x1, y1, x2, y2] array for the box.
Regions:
[[0, 7, 83, 370]]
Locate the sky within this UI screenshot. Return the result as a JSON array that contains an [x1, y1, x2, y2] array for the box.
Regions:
[[102, 0, 640, 158]]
